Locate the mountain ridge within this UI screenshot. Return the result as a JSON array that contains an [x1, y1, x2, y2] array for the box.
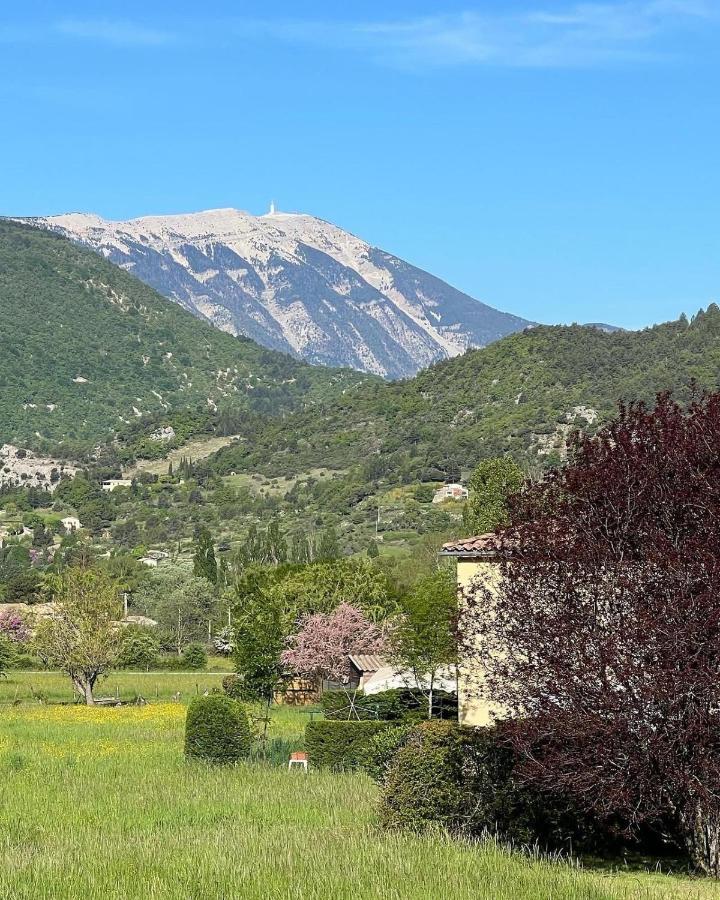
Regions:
[[23, 207, 533, 379], [0, 219, 369, 453]]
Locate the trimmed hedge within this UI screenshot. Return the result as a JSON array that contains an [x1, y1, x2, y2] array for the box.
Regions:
[[305, 720, 393, 770], [184, 695, 252, 763], [380, 721, 632, 854], [361, 723, 416, 783], [321, 688, 457, 722]]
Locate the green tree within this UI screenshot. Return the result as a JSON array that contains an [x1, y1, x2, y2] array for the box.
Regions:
[[133, 565, 216, 655], [34, 568, 122, 704], [262, 518, 287, 565], [233, 574, 285, 743], [32, 524, 53, 549], [316, 525, 340, 561], [270, 557, 395, 623], [463, 457, 523, 535], [389, 568, 457, 719], [193, 527, 217, 584]]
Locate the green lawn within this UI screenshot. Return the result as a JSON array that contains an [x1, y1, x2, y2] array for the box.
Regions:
[[0, 687, 714, 899]]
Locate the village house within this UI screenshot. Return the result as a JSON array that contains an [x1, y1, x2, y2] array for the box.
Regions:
[[140, 549, 170, 568], [440, 532, 508, 727], [432, 483, 469, 504], [102, 478, 133, 492], [61, 516, 82, 532]]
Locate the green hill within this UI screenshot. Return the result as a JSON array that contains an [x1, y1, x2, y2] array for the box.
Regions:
[[0, 220, 369, 454], [205, 309, 720, 481], [3, 215, 720, 487]]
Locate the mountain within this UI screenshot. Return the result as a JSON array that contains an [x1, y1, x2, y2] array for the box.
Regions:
[[0, 219, 368, 453], [202, 308, 720, 483], [24, 208, 532, 379]]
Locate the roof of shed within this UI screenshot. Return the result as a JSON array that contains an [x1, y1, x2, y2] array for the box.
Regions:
[[348, 654, 386, 673]]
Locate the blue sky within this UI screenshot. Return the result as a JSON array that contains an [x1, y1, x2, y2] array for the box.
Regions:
[[1, 0, 719, 329]]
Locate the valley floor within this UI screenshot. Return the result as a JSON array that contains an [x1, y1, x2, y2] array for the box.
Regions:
[[0, 677, 714, 899]]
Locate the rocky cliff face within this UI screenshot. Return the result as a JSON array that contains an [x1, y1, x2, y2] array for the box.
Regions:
[[28, 208, 532, 379]]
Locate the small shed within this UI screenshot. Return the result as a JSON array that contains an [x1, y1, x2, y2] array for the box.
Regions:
[[347, 654, 387, 690]]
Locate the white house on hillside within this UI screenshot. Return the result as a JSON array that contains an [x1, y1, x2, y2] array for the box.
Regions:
[[61, 516, 82, 532], [432, 483, 469, 504], [102, 479, 132, 492]]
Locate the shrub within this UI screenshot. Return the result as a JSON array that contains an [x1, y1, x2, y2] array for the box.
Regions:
[[184, 695, 252, 763], [182, 642, 207, 671], [0, 608, 30, 644], [117, 629, 159, 670], [381, 721, 465, 831], [222, 673, 243, 699], [305, 720, 392, 770], [380, 721, 654, 855], [0, 635, 16, 676], [10, 652, 42, 670]]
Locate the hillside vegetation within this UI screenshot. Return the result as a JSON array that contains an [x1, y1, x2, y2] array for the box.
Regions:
[[204, 308, 720, 482], [3, 216, 720, 493], [0, 220, 368, 454]]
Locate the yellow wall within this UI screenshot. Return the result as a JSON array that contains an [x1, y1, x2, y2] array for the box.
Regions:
[[457, 559, 505, 728]]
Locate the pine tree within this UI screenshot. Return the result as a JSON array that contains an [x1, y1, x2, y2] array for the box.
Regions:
[[193, 527, 217, 584], [317, 526, 340, 561], [463, 457, 523, 535]]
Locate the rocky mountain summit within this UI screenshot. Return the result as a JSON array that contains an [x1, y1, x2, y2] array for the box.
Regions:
[[28, 207, 532, 378]]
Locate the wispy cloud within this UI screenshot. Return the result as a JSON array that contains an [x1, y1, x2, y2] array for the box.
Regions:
[[240, 1, 719, 68], [56, 19, 176, 48]]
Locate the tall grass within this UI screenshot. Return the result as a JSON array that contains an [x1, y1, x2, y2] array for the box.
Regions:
[[0, 703, 711, 898], [0, 671, 229, 704]]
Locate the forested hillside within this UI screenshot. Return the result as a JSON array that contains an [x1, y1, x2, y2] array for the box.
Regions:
[[204, 309, 720, 483], [0, 220, 369, 454], [3, 215, 719, 488]]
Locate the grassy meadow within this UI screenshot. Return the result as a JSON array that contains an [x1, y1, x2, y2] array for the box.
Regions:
[[0, 674, 716, 899]]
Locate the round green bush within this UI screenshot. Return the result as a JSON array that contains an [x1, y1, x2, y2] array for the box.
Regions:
[[117, 629, 159, 670], [184, 695, 252, 763]]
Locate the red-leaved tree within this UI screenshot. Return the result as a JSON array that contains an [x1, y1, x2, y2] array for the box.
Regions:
[[461, 392, 720, 875], [282, 602, 384, 685]]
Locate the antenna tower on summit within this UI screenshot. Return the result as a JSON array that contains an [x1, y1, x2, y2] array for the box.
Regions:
[[269, 200, 276, 215]]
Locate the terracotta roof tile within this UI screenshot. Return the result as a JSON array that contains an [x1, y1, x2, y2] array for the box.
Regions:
[[440, 532, 509, 556]]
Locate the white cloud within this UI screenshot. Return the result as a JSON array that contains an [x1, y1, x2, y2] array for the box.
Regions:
[[56, 19, 176, 48], [240, 2, 718, 69]]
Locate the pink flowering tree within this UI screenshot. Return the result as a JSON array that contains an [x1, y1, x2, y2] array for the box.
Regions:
[[0, 608, 30, 644], [282, 603, 384, 684]]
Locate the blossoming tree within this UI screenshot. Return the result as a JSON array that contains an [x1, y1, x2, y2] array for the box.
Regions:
[[282, 603, 384, 685]]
